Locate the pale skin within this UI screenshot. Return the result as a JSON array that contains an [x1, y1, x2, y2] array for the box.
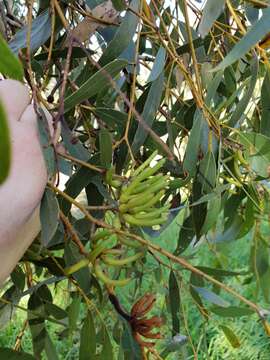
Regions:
[[0, 80, 48, 285]]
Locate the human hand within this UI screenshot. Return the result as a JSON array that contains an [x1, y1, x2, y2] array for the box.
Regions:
[[0, 79, 49, 284]]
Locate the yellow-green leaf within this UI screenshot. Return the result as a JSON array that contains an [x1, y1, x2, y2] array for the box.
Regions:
[[0, 99, 11, 185], [0, 33, 23, 81]]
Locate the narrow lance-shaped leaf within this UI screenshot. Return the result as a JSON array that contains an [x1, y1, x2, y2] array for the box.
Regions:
[[213, 8, 270, 71], [40, 188, 59, 247], [183, 110, 205, 177], [121, 320, 142, 360], [9, 10, 51, 54], [192, 286, 230, 307], [99, 128, 112, 169], [131, 71, 164, 155], [210, 305, 254, 317], [64, 59, 128, 112], [260, 70, 270, 137], [220, 325, 241, 348], [199, 0, 225, 38], [229, 56, 258, 127], [147, 46, 166, 83], [169, 270, 181, 335], [79, 311, 96, 360], [0, 100, 11, 185], [99, 0, 139, 66]]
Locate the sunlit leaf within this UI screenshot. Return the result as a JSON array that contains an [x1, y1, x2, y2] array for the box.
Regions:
[[0, 34, 23, 81], [0, 100, 11, 185]]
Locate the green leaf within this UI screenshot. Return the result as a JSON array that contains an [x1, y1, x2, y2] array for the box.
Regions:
[[0, 34, 23, 81], [99, 128, 112, 168], [79, 311, 96, 359], [61, 124, 90, 161], [9, 10, 52, 54], [183, 110, 205, 177], [261, 70, 270, 136], [121, 320, 142, 359], [111, 0, 126, 11], [0, 99, 11, 185], [199, 0, 225, 38], [169, 270, 181, 335], [37, 109, 56, 177], [196, 266, 244, 277], [99, 324, 113, 359], [131, 71, 164, 155], [0, 348, 35, 359], [94, 108, 127, 134], [64, 59, 128, 112], [238, 132, 270, 178], [228, 56, 258, 127], [198, 151, 217, 193], [147, 47, 166, 83], [192, 286, 230, 307], [219, 325, 241, 348], [44, 334, 59, 360], [210, 305, 254, 317], [40, 188, 59, 247], [213, 8, 270, 71], [209, 214, 244, 243], [64, 242, 92, 295], [45, 303, 67, 320], [68, 295, 81, 333], [200, 195, 221, 234], [28, 288, 48, 357], [99, 0, 139, 66]]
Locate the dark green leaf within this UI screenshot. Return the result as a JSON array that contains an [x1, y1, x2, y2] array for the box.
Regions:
[[68, 294, 81, 333], [40, 188, 59, 247], [120, 320, 142, 360], [0, 348, 35, 359], [65, 242, 92, 294], [99, 324, 113, 359], [64, 60, 128, 112], [169, 270, 181, 335], [99, 128, 112, 168], [111, 0, 126, 11], [44, 334, 59, 360], [79, 311, 96, 359], [210, 306, 254, 317], [261, 70, 270, 136]]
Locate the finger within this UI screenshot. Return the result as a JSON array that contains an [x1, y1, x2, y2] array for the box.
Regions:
[[0, 79, 30, 120]]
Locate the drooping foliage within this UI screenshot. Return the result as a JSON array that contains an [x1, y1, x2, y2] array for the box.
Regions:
[[1, 0, 270, 358]]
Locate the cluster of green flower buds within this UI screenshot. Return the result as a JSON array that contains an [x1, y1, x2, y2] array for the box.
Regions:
[[119, 150, 170, 227]]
